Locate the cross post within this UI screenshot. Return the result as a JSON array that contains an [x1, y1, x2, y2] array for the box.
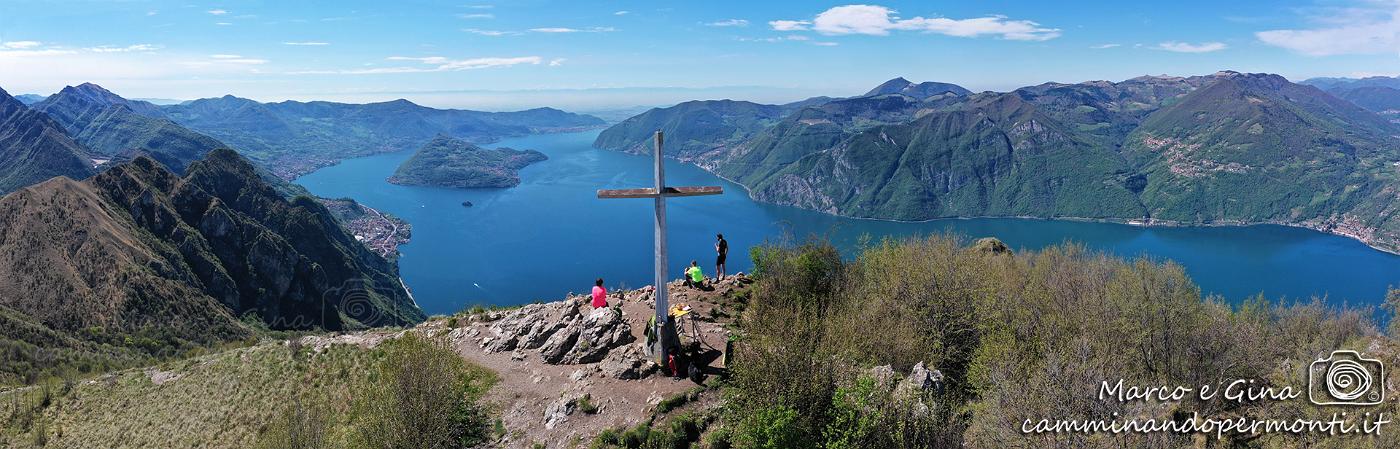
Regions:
[[597, 131, 722, 373]]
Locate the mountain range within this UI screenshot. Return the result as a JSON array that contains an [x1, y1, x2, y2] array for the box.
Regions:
[[0, 83, 454, 382], [388, 134, 548, 188], [1302, 76, 1400, 120], [33, 83, 222, 174], [162, 95, 605, 179], [597, 71, 1400, 253]]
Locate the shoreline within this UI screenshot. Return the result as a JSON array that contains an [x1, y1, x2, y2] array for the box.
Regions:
[[665, 150, 1400, 257]]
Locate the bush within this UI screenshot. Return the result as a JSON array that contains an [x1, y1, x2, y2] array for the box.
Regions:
[[255, 397, 330, 449], [354, 333, 497, 449], [732, 405, 802, 449], [722, 235, 1383, 449]]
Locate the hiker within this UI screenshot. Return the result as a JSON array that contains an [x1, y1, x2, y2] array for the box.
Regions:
[[715, 233, 728, 280], [591, 278, 608, 308], [684, 260, 705, 289]]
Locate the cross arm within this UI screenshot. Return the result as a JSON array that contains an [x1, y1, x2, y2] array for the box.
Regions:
[[597, 186, 723, 199]]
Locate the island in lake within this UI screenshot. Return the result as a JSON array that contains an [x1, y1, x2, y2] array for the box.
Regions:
[[387, 134, 548, 188]]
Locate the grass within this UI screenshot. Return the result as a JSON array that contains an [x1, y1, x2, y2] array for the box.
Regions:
[[576, 394, 600, 415], [1, 340, 364, 448], [0, 332, 497, 448]]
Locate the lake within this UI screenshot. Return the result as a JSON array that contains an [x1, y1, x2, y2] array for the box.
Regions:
[[297, 130, 1400, 316]]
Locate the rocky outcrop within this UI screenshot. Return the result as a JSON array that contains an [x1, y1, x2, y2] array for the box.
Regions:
[[600, 344, 656, 380], [484, 300, 580, 353], [869, 362, 946, 396], [902, 362, 945, 395], [482, 299, 635, 365], [971, 237, 1011, 255], [544, 307, 635, 364]]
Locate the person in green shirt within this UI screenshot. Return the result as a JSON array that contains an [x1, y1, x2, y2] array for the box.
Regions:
[[684, 260, 705, 289]]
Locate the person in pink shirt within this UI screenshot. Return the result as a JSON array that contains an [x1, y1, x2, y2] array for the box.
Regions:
[[591, 278, 608, 308]]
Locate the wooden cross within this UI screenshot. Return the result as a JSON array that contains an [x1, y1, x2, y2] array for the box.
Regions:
[[598, 131, 722, 369]]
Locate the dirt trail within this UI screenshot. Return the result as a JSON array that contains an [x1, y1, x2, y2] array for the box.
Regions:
[[432, 275, 750, 448]]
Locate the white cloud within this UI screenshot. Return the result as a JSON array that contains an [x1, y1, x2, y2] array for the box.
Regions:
[[207, 9, 228, 15], [284, 41, 330, 46], [813, 41, 839, 47], [548, 58, 566, 66], [737, 35, 810, 43], [464, 28, 518, 36], [387, 56, 449, 64], [2, 41, 42, 49], [410, 56, 540, 70], [615, 11, 630, 16], [1257, 4, 1400, 56], [192, 54, 266, 65], [466, 4, 493, 9], [529, 27, 615, 33], [1090, 43, 1121, 49], [1155, 41, 1227, 53], [0, 48, 76, 57], [458, 13, 494, 19], [290, 56, 543, 75], [769, 20, 811, 31], [811, 5, 896, 35], [707, 19, 749, 27], [774, 5, 1059, 41], [0, 42, 159, 58], [88, 44, 159, 53], [215, 22, 232, 26], [146, 10, 158, 16]]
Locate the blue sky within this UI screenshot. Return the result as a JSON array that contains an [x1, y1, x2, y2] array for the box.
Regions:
[[1, 0, 1397, 110]]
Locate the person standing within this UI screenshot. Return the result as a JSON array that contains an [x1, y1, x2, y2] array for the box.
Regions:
[[715, 233, 728, 280], [591, 278, 608, 308]]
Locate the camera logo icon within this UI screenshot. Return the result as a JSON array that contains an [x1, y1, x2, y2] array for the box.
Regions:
[[1308, 350, 1385, 406]]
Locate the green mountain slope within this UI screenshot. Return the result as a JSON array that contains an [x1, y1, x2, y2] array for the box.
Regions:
[[0, 150, 424, 382], [723, 93, 1146, 219], [0, 88, 94, 194], [599, 72, 1400, 252], [1125, 72, 1400, 249], [388, 135, 547, 188]]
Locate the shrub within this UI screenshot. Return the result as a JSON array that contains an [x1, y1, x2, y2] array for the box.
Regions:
[[732, 405, 802, 449], [723, 235, 1382, 449], [354, 333, 497, 449], [255, 396, 330, 449]]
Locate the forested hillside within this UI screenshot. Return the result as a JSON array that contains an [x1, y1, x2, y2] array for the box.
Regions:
[[597, 72, 1400, 253]]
